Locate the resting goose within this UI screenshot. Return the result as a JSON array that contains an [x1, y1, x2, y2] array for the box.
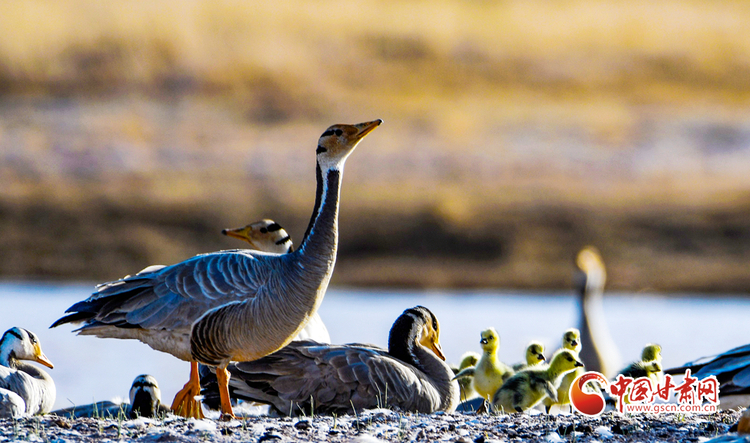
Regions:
[[493, 349, 583, 413], [576, 246, 621, 379], [51, 119, 382, 419], [453, 327, 514, 401], [665, 342, 750, 409], [0, 327, 55, 418], [51, 374, 169, 419], [222, 219, 330, 343], [202, 306, 459, 415]]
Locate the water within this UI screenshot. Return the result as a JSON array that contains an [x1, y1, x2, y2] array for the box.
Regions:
[[1, 282, 749, 411]]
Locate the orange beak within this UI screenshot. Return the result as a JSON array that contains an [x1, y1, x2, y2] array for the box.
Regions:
[[431, 340, 446, 361], [34, 346, 54, 369]]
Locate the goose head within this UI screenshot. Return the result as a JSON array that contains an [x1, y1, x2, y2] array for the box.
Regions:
[[129, 374, 162, 418], [562, 328, 581, 353], [388, 306, 446, 362], [641, 343, 662, 362], [222, 219, 293, 253], [316, 120, 382, 170], [479, 327, 499, 354], [0, 327, 53, 369], [525, 341, 546, 365], [550, 349, 584, 375], [576, 246, 606, 294]]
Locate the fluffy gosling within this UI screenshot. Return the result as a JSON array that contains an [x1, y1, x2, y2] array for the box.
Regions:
[[513, 341, 546, 371], [493, 349, 584, 413], [453, 328, 514, 401], [543, 328, 585, 413]]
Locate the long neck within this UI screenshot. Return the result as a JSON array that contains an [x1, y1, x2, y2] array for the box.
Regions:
[[578, 268, 621, 378], [0, 343, 17, 369], [296, 164, 341, 273], [388, 321, 458, 411]]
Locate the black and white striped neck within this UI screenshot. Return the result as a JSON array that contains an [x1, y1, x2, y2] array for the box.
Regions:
[[296, 162, 342, 257]]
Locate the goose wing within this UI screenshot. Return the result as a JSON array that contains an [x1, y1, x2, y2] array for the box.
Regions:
[[665, 343, 750, 380], [0, 366, 50, 416], [211, 340, 443, 415], [53, 250, 278, 332]]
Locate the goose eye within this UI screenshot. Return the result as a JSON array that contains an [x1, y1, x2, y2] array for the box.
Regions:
[[334, 129, 343, 136]]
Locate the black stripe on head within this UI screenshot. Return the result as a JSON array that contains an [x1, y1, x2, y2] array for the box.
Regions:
[[132, 380, 157, 389], [275, 235, 291, 245], [321, 130, 335, 137], [4, 328, 24, 342], [266, 223, 283, 233], [316, 145, 327, 154]]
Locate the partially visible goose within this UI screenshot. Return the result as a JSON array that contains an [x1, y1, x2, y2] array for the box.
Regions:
[[453, 327, 514, 401], [665, 342, 750, 409], [51, 374, 169, 419], [453, 351, 480, 400], [620, 344, 662, 382], [0, 327, 55, 418], [202, 306, 459, 415], [493, 349, 583, 413], [576, 246, 621, 379], [222, 219, 330, 343], [51, 119, 382, 419]]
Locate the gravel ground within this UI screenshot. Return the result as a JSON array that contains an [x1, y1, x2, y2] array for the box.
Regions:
[[0, 408, 743, 443]]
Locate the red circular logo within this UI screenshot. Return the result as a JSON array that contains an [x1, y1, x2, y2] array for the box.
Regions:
[[569, 371, 609, 416]]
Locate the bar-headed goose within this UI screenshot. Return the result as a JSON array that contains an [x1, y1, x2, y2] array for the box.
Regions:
[[576, 246, 621, 379], [0, 327, 55, 418], [202, 306, 459, 415], [221, 219, 329, 343], [51, 120, 382, 419]]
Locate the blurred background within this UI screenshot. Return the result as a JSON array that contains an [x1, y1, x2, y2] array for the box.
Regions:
[[1, 0, 749, 292]]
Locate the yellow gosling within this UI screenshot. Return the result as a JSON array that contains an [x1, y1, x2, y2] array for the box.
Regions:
[[453, 328, 514, 401], [512, 341, 546, 371], [493, 349, 583, 413]]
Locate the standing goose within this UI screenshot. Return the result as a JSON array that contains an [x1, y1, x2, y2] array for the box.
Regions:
[[51, 119, 382, 419], [0, 327, 55, 418], [222, 219, 329, 343], [576, 246, 621, 379], [202, 306, 459, 415]]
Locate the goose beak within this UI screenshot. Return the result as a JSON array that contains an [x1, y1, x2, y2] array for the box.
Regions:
[[480, 338, 488, 345], [353, 119, 383, 141], [575, 361, 584, 367], [223, 227, 256, 246], [34, 346, 54, 369], [570, 340, 578, 347], [431, 340, 446, 361], [538, 354, 546, 361]]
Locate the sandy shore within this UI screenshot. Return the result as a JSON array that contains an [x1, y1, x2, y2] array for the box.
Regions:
[[0, 408, 742, 443]]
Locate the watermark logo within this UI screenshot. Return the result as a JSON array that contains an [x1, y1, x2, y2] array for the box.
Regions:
[[570, 369, 720, 416], [569, 371, 609, 416]]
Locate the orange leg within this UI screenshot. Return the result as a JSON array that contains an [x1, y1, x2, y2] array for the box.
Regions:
[[216, 366, 235, 419], [170, 361, 205, 419]]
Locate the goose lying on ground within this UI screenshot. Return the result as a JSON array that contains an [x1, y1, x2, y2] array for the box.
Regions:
[[51, 374, 169, 419], [665, 342, 750, 409], [51, 120, 382, 419], [201, 306, 459, 415], [0, 327, 55, 418]]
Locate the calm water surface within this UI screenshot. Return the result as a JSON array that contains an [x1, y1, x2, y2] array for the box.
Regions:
[[1, 282, 748, 410]]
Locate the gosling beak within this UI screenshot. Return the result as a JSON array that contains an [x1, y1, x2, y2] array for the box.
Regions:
[[431, 341, 446, 361], [571, 340, 578, 347], [538, 354, 546, 361], [575, 361, 584, 367], [34, 346, 54, 369], [353, 119, 383, 141], [480, 338, 488, 345]]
